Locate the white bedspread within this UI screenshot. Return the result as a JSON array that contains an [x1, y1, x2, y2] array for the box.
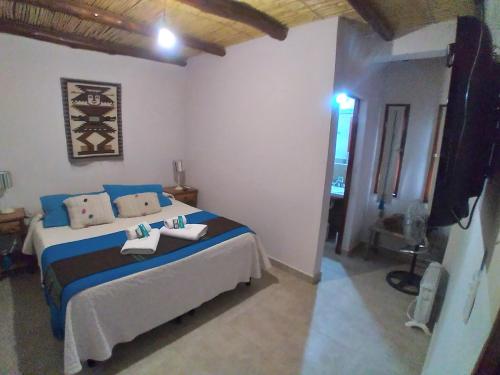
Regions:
[[23, 200, 270, 374]]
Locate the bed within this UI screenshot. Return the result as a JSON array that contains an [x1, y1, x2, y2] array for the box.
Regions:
[[23, 199, 270, 374]]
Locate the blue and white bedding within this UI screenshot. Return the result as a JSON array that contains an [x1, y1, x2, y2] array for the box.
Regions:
[[23, 199, 270, 374]]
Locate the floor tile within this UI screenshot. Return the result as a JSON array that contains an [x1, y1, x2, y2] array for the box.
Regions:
[[0, 247, 430, 375]]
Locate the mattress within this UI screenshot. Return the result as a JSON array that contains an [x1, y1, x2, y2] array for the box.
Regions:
[[23, 199, 270, 374]]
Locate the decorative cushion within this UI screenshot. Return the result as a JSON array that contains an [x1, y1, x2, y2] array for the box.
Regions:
[[40, 191, 102, 228], [114, 192, 161, 218], [103, 184, 172, 216], [63, 193, 115, 229]]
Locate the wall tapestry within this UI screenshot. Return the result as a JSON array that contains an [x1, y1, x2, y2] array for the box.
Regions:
[[61, 78, 123, 159]]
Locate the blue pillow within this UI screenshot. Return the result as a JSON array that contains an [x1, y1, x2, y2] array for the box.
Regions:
[[40, 191, 103, 228], [103, 184, 172, 216]]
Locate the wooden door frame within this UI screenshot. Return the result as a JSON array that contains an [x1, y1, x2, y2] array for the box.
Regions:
[[335, 96, 360, 254]]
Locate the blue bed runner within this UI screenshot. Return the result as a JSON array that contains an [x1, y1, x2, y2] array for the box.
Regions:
[[41, 211, 252, 339]]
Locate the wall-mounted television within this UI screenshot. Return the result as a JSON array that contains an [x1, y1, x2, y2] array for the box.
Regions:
[[429, 16, 497, 227]]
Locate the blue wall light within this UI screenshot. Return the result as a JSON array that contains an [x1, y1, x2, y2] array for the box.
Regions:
[[334, 93, 355, 110], [335, 93, 348, 106]]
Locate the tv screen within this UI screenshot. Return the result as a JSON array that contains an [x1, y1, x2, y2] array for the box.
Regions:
[[429, 16, 496, 227]]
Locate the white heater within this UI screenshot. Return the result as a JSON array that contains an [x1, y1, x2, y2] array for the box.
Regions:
[[406, 262, 444, 335]]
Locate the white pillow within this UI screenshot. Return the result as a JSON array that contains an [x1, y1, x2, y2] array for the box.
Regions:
[[114, 192, 161, 218], [63, 193, 115, 229]]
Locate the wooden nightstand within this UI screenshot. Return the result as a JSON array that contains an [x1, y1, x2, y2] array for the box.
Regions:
[[163, 186, 198, 207], [0, 208, 35, 279]]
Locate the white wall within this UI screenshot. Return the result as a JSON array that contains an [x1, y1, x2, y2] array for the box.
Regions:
[[329, 18, 387, 252], [0, 34, 187, 213], [373, 20, 457, 63], [360, 58, 450, 243], [422, 176, 500, 375], [185, 18, 339, 277]]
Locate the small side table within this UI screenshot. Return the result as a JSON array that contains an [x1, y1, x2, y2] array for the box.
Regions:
[[0, 208, 35, 279], [365, 216, 407, 259], [365, 214, 428, 295], [163, 186, 198, 207]]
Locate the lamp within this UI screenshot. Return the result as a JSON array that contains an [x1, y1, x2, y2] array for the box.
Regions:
[[157, 0, 177, 50], [172, 160, 185, 191], [158, 27, 176, 49], [0, 171, 14, 214]]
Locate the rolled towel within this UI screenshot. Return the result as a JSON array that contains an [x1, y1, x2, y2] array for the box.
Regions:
[[136, 223, 151, 238], [125, 222, 152, 240], [164, 215, 187, 229], [125, 227, 138, 240], [160, 224, 208, 241], [121, 228, 160, 255]]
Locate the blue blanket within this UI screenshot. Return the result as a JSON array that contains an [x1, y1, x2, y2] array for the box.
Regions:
[[41, 211, 252, 339]]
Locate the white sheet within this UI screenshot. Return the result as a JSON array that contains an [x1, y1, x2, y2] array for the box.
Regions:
[[23, 200, 270, 374]]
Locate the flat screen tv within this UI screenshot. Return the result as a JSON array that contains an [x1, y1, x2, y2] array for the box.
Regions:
[[428, 16, 497, 227]]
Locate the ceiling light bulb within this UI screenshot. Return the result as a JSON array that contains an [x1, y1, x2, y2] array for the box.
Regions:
[[158, 27, 177, 49]]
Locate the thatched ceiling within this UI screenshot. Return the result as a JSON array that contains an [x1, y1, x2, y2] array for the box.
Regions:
[[0, 0, 475, 64]]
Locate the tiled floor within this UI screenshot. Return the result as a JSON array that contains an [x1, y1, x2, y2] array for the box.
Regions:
[[0, 246, 430, 374]]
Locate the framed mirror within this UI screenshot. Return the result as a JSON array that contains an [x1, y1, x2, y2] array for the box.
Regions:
[[374, 104, 411, 200], [423, 104, 447, 204]]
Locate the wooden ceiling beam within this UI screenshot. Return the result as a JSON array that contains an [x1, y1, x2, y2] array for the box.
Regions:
[[18, 0, 226, 56], [0, 19, 187, 66], [178, 0, 288, 41], [346, 0, 394, 41]]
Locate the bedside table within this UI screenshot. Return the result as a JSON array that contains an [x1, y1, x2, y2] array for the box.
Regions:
[[0, 208, 35, 279], [163, 186, 198, 207]]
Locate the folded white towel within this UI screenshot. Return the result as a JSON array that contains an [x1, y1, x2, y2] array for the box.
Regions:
[[160, 224, 208, 241], [121, 228, 160, 255], [164, 215, 187, 229], [125, 222, 152, 240]]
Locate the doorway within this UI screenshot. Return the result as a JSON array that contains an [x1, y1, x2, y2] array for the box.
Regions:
[[328, 93, 360, 254]]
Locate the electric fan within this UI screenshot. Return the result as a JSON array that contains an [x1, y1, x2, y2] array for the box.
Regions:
[[386, 201, 429, 295]]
